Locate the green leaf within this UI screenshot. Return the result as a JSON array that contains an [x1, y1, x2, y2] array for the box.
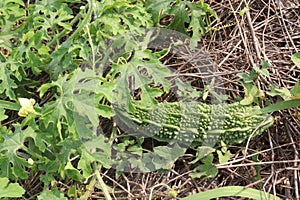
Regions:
[[237, 68, 260, 83], [187, 1, 217, 48], [0, 177, 25, 198], [189, 9, 204, 48], [82, 134, 111, 169], [291, 52, 300, 68], [240, 83, 260, 105], [145, 0, 174, 25], [190, 162, 218, 179], [217, 150, 232, 164], [127, 144, 143, 156], [95, 104, 115, 118], [38, 161, 60, 186], [267, 85, 291, 100], [0, 108, 8, 122], [261, 60, 269, 69], [119, 3, 152, 32], [37, 188, 67, 200], [190, 153, 218, 179], [291, 83, 300, 99], [64, 159, 83, 181], [151, 144, 185, 169], [37, 45, 50, 55], [236, 72, 255, 83], [175, 79, 200, 100], [0, 99, 20, 111], [0, 63, 17, 99], [96, 81, 116, 103], [189, 146, 215, 164], [0, 125, 38, 179], [115, 143, 185, 172], [39, 68, 114, 138], [201, 154, 214, 165], [152, 144, 184, 170], [240, 94, 254, 105], [0, 0, 25, 50], [92, 1, 152, 41], [181, 186, 282, 200], [140, 85, 164, 106], [45, 40, 75, 79], [167, 1, 190, 34], [67, 186, 77, 198], [253, 63, 269, 77], [78, 149, 96, 178], [113, 50, 172, 109]]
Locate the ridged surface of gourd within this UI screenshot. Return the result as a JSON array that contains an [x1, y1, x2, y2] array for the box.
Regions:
[[115, 101, 274, 145]]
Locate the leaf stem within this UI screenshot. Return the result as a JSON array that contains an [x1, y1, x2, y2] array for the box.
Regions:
[[48, 0, 94, 47], [47, 7, 82, 47], [149, 183, 171, 200], [68, 0, 94, 42], [85, 25, 96, 70], [93, 164, 112, 200]]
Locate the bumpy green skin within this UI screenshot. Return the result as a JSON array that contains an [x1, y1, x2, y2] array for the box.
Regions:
[[115, 102, 274, 145]]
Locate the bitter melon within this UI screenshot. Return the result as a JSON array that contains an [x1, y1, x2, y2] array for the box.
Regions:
[[114, 101, 274, 146]]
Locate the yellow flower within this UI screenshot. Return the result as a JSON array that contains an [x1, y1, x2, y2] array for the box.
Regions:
[[18, 98, 37, 117]]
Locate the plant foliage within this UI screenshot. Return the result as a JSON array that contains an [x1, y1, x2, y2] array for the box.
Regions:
[[0, 0, 295, 199]]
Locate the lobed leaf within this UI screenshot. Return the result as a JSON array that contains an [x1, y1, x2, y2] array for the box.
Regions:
[[0, 124, 38, 179], [0, 177, 25, 198]]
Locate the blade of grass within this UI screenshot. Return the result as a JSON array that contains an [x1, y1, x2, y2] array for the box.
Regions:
[[261, 99, 300, 114], [181, 186, 282, 200]]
